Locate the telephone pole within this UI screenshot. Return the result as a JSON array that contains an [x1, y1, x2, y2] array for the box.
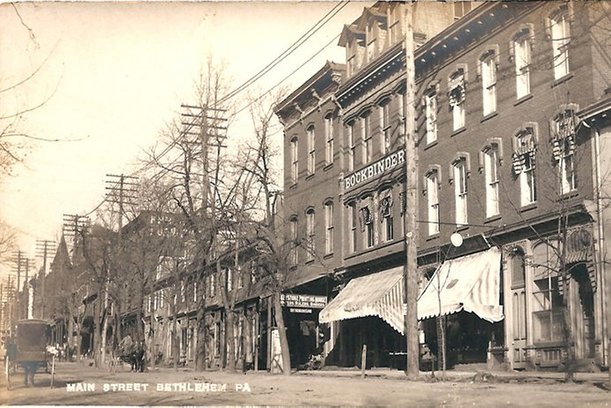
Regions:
[[63, 214, 90, 263], [36, 239, 56, 319], [402, 1, 420, 379]]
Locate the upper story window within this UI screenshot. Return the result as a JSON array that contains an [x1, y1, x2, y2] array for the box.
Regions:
[[325, 113, 334, 165], [347, 121, 356, 172], [324, 201, 334, 255], [453, 1, 472, 20], [306, 208, 315, 261], [289, 216, 298, 266], [480, 49, 498, 116], [307, 126, 316, 175], [379, 99, 391, 155], [290, 137, 298, 184], [424, 89, 438, 144], [549, 7, 571, 80], [425, 168, 440, 236], [379, 189, 394, 242], [360, 199, 374, 248], [388, 3, 403, 45], [513, 27, 533, 99], [348, 201, 358, 253], [448, 69, 466, 131], [361, 112, 372, 164], [551, 108, 578, 195], [452, 157, 468, 225], [512, 126, 537, 206], [483, 143, 500, 217]]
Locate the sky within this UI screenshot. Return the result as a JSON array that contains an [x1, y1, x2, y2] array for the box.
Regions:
[[0, 1, 370, 282]]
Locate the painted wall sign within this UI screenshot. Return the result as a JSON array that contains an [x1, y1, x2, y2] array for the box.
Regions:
[[281, 294, 327, 309], [344, 150, 405, 190]]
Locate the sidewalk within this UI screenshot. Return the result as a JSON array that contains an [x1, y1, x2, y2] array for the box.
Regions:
[[294, 366, 611, 384]]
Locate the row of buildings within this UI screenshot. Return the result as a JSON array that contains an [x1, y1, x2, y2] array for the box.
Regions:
[[8, 1, 611, 373]]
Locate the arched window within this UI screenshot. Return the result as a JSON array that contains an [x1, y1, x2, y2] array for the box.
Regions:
[[290, 136, 299, 184], [512, 25, 533, 99], [348, 201, 358, 253], [379, 188, 393, 242], [324, 201, 334, 255], [306, 208, 316, 261], [425, 169, 440, 235], [361, 111, 372, 164], [378, 98, 391, 155], [324, 113, 334, 165], [307, 126, 316, 174], [448, 68, 466, 131], [289, 216, 298, 265], [479, 48, 498, 116], [549, 7, 571, 80], [483, 142, 500, 217], [513, 126, 537, 206], [452, 157, 468, 225], [346, 121, 356, 172]]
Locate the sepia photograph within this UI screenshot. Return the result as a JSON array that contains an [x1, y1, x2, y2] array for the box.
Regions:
[[0, 1, 610, 406]]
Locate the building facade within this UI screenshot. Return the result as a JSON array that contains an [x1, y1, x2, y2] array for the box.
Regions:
[[277, 1, 611, 371]]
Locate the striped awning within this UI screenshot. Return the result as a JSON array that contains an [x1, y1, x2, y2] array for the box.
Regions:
[[417, 247, 503, 323], [319, 266, 405, 334]]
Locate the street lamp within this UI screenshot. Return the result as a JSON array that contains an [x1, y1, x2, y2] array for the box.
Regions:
[[450, 232, 464, 248]]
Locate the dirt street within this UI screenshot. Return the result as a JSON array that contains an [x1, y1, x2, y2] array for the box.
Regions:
[[0, 362, 609, 406]]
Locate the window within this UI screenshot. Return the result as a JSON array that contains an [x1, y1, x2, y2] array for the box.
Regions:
[[514, 29, 531, 98], [361, 202, 374, 248], [349, 202, 357, 253], [449, 70, 466, 131], [306, 209, 315, 261], [250, 261, 258, 284], [347, 122, 356, 172], [453, 158, 468, 225], [180, 280, 186, 303], [236, 266, 243, 289], [453, 1, 472, 20], [193, 281, 198, 303], [398, 92, 405, 139], [361, 113, 372, 163], [510, 248, 527, 343], [290, 137, 298, 184], [324, 201, 334, 255], [426, 170, 440, 235], [379, 99, 391, 155], [425, 91, 437, 144], [484, 144, 500, 217], [513, 128, 537, 206], [481, 51, 497, 116], [379, 191, 394, 242], [552, 110, 577, 195], [325, 114, 334, 165], [209, 273, 216, 298], [399, 191, 406, 236], [550, 9, 570, 80], [307, 126, 315, 174], [290, 217, 298, 265], [532, 243, 564, 343], [225, 267, 233, 292]]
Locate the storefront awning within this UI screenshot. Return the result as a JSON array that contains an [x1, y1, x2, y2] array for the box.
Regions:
[[319, 266, 405, 334], [417, 247, 503, 323]]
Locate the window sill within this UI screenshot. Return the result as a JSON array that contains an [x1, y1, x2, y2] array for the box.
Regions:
[[289, 183, 298, 190], [323, 163, 334, 172], [519, 202, 537, 213], [289, 265, 298, 271], [451, 127, 467, 137], [558, 191, 579, 201], [480, 111, 498, 123], [485, 214, 501, 224], [514, 94, 533, 106], [305, 173, 315, 181], [305, 259, 315, 265], [323, 253, 334, 260], [455, 225, 469, 232], [426, 233, 440, 242], [424, 139, 438, 151], [551, 73, 573, 88]]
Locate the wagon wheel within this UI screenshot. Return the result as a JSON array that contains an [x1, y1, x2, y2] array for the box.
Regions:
[[5, 356, 11, 391]]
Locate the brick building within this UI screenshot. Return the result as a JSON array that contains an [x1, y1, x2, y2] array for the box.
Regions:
[[276, 1, 611, 371]]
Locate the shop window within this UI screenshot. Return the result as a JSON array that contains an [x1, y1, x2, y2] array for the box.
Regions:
[[532, 243, 564, 343]]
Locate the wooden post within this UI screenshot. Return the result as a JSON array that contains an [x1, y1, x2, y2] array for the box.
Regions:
[[361, 344, 367, 379], [50, 355, 55, 388]]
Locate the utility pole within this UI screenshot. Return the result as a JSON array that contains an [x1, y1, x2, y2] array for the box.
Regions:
[[402, 1, 419, 379], [12, 251, 23, 321], [36, 239, 56, 319], [105, 173, 138, 349], [63, 214, 90, 263]]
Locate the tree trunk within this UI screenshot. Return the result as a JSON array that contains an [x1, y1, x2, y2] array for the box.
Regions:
[[195, 307, 207, 371], [562, 270, 576, 382], [226, 309, 236, 371], [273, 291, 291, 375], [172, 299, 178, 371]]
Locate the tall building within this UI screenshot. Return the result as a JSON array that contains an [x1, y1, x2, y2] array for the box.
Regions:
[[277, 1, 611, 371]]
